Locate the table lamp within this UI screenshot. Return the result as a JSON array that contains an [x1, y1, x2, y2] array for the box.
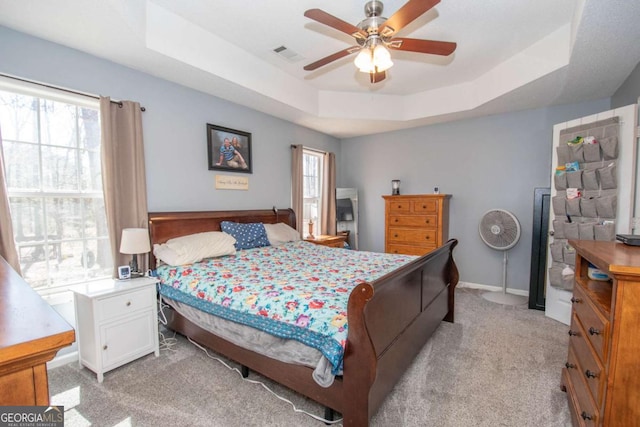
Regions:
[[119, 228, 150, 277]]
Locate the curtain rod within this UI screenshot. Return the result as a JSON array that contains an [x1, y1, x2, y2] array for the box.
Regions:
[[290, 144, 326, 154], [0, 72, 146, 111]]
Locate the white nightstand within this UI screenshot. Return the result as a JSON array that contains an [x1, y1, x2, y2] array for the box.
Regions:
[[73, 276, 160, 382]]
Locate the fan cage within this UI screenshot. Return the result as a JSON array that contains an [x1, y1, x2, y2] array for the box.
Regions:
[[478, 209, 521, 250]]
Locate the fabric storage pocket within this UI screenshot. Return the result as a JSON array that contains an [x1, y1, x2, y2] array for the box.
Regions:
[[597, 163, 617, 190], [580, 197, 597, 218], [582, 169, 599, 190], [566, 198, 581, 216], [554, 171, 567, 191], [563, 246, 576, 266], [583, 142, 601, 162], [569, 143, 584, 162], [548, 266, 563, 288], [564, 222, 579, 240], [553, 220, 566, 238], [552, 196, 566, 216], [596, 195, 617, 218], [557, 145, 571, 166], [550, 242, 565, 263], [601, 136, 618, 160], [578, 222, 595, 240], [566, 170, 582, 189], [562, 268, 575, 290], [594, 222, 615, 241]]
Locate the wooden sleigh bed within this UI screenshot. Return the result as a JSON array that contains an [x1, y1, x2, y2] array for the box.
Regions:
[[148, 208, 459, 426]]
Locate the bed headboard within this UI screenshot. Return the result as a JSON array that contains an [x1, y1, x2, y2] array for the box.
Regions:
[[147, 208, 296, 269]]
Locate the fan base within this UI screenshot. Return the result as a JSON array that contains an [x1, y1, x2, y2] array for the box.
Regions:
[[482, 291, 528, 306]]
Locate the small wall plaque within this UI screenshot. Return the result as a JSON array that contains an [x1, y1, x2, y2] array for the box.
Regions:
[[215, 174, 249, 190]]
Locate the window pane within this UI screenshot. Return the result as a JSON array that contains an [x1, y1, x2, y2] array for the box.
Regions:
[[11, 197, 45, 242], [40, 100, 77, 147], [45, 198, 82, 239], [85, 239, 113, 277], [78, 107, 100, 151], [83, 198, 109, 238], [41, 145, 79, 191], [79, 149, 102, 191], [0, 91, 38, 143], [2, 140, 40, 190], [19, 243, 49, 288]]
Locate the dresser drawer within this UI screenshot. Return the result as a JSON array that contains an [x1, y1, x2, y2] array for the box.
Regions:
[[388, 201, 411, 213], [411, 200, 437, 213], [386, 244, 435, 256], [569, 313, 606, 407], [389, 215, 437, 228], [564, 345, 600, 426], [97, 287, 155, 322], [572, 284, 609, 362], [388, 228, 437, 244]]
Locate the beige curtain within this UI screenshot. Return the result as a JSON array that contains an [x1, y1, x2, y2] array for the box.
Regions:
[[291, 145, 304, 235], [0, 127, 21, 274], [321, 151, 336, 235], [100, 97, 149, 276]]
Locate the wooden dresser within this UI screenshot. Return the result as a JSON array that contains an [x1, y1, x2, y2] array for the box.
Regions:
[[561, 240, 640, 426], [383, 194, 450, 256], [0, 256, 75, 405]]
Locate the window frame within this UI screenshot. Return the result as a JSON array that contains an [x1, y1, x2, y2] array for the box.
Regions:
[[302, 149, 324, 237]]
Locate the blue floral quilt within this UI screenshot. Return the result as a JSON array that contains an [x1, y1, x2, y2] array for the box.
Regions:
[[156, 241, 416, 373]]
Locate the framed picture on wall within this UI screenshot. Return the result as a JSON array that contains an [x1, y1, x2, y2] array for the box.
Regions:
[[207, 123, 252, 174]]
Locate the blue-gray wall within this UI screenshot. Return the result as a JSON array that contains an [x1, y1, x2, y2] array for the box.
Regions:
[[0, 26, 340, 212], [0, 25, 624, 293], [339, 99, 611, 291], [612, 60, 640, 108]]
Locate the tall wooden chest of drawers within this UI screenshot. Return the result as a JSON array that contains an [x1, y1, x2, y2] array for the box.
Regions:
[[561, 240, 640, 426], [382, 194, 450, 256]]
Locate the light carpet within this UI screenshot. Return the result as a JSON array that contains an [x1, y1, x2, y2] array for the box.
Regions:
[[49, 288, 572, 426]]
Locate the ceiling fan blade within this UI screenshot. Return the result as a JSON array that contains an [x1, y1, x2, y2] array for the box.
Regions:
[[304, 9, 368, 40], [370, 69, 386, 84], [304, 47, 360, 71], [387, 38, 456, 55], [378, 0, 440, 37]]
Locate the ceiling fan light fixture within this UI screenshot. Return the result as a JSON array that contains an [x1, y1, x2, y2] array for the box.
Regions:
[[354, 44, 393, 73]]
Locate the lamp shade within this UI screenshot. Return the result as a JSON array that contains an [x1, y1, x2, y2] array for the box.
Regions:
[[119, 228, 151, 254]]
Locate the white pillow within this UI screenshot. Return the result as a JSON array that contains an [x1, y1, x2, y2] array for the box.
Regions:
[[264, 222, 301, 246], [153, 231, 236, 266]]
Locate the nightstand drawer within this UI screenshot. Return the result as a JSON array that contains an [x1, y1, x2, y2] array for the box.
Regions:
[[389, 215, 437, 228], [97, 287, 155, 322], [388, 228, 436, 244]]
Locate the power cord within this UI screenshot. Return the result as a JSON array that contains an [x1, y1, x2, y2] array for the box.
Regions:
[[187, 337, 343, 425]]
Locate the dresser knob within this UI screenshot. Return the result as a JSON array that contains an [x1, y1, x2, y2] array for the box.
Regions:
[[588, 327, 600, 336], [397, 205, 402, 209], [425, 220, 430, 224], [394, 218, 398, 222], [565, 362, 576, 369], [570, 297, 582, 304], [585, 370, 599, 379], [422, 205, 426, 209], [103, 345, 108, 350], [126, 301, 132, 306], [581, 411, 594, 421], [568, 330, 579, 337], [425, 236, 430, 240]]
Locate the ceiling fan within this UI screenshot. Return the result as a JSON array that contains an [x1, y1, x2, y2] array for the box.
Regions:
[[303, 0, 457, 83]]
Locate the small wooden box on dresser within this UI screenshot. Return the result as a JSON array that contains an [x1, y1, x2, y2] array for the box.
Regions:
[[73, 276, 160, 382], [561, 240, 640, 427], [382, 194, 450, 255]]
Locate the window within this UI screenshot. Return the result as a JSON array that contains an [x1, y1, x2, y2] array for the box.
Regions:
[[0, 81, 112, 303], [302, 149, 324, 237]]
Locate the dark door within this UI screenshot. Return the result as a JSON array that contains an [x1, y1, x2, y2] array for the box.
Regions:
[[529, 187, 550, 310]]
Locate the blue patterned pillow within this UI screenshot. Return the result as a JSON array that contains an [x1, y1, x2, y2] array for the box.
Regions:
[[220, 221, 270, 250]]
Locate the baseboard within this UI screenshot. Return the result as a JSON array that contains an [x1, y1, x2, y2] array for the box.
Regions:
[[47, 350, 78, 370], [458, 281, 529, 297]]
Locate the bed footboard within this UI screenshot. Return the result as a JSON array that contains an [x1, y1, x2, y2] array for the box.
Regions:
[[342, 239, 459, 426]]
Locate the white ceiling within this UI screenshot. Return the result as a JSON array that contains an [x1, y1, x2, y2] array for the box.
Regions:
[[0, 0, 639, 138]]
